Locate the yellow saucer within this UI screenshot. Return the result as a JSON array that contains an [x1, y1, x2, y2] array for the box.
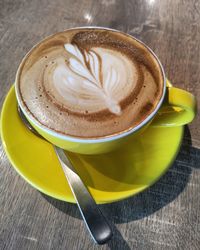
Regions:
[[0, 86, 184, 204]]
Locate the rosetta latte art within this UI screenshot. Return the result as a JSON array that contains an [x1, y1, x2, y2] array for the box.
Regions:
[[52, 43, 137, 115]]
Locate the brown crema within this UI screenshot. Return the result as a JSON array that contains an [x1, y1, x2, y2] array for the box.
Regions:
[[17, 28, 164, 138]]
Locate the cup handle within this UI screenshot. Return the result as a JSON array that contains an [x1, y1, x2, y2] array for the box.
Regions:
[[151, 80, 197, 127]]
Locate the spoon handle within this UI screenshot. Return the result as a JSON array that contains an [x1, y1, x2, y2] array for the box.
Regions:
[[54, 146, 112, 245]]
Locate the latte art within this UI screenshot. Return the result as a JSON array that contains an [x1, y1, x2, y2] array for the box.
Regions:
[[51, 44, 138, 115], [17, 28, 164, 138]]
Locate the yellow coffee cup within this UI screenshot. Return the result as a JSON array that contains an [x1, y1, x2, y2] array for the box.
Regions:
[[15, 28, 196, 155]]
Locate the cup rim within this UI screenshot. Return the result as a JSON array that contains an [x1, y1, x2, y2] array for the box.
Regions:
[[15, 26, 166, 143]]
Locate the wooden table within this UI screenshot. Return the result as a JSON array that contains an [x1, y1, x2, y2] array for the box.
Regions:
[[0, 0, 199, 249]]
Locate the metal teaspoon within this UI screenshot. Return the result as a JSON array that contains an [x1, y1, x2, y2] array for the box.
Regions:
[[17, 106, 112, 245]]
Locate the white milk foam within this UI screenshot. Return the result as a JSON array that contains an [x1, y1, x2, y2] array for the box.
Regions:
[[52, 44, 137, 115]]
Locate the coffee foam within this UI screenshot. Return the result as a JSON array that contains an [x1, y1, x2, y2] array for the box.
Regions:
[[17, 28, 164, 138]]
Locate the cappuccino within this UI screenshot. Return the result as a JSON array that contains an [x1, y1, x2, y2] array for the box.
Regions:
[[17, 28, 164, 138]]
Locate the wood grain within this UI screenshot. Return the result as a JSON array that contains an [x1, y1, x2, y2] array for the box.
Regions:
[[0, 0, 200, 249]]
